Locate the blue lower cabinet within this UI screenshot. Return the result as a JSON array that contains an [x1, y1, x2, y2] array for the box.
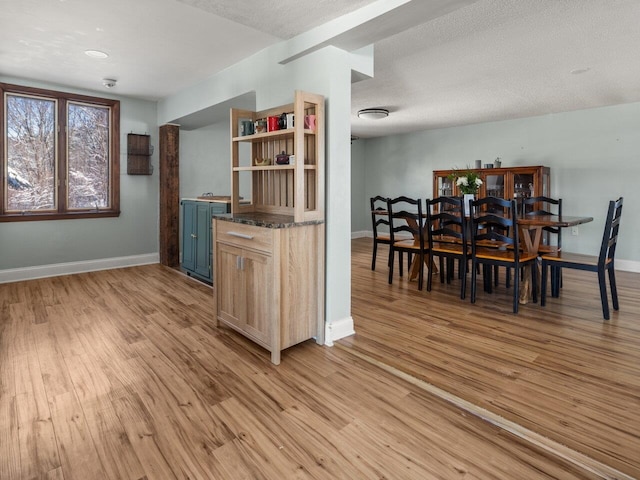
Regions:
[[181, 200, 230, 283]]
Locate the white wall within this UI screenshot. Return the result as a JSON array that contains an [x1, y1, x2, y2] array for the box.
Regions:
[[0, 76, 159, 278], [352, 101, 640, 268], [179, 123, 231, 199], [350, 139, 368, 235]]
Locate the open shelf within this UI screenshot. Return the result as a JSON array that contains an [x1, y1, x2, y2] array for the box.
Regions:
[[230, 91, 324, 222]]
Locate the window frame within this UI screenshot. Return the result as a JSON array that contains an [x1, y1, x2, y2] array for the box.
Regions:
[[1, 82, 120, 222]]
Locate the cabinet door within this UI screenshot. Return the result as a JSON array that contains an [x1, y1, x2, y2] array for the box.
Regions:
[[182, 202, 196, 272], [195, 203, 212, 279], [242, 249, 273, 347], [434, 173, 455, 197], [216, 243, 244, 328], [482, 171, 507, 199], [512, 167, 545, 215]]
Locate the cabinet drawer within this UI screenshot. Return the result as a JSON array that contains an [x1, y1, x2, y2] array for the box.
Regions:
[[215, 221, 273, 253]]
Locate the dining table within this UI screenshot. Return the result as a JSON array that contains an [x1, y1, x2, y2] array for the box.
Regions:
[[373, 207, 594, 303], [516, 214, 593, 303]]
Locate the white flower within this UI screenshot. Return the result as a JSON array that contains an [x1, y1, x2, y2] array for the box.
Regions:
[[456, 177, 469, 187], [475, 178, 483, 187]]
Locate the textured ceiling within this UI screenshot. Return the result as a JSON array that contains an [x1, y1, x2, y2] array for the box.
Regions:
[[2, 0, 640, 137], [175, 0, 378, 38], [350, 0, 640, 137]]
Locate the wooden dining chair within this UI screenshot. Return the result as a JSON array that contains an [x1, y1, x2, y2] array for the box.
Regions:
[[523, 196, 563, 294], [387, 196, 427, 290], [469, 197, 538, 313], [370, 196, 391, 270], [540, 197, 623, 320], [523, 196, 563, 252], [426, 196, 468, 299]]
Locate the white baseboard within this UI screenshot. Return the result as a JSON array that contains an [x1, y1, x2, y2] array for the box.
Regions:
[[615, 259, 640, 273], [0, 253, 160, 284], [351, 230, 370, 239], [324, 316, 356, 346]]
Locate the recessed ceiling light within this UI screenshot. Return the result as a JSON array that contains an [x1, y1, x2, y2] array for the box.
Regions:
[[570, 67, 591, 75], [102, 78, 117, 88], [357, 108, 389, 120], [84, 49, 109, 59]]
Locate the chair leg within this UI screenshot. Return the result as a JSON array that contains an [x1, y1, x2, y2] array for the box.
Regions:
[[448, 258, 456, 283], [427, 254, 434, 292], [598, 269, 610, 320], [388, 249, 395, 285], [494, 265, 499, 287], [531, 262, 538, 304], [399, 252, 404, 277], [540, 261, 548, 306], [551, 266, 562, 297], [483, 265, 493, 293], [471, 260, 478, 303], [608, 265, 619, 311], [506, 267, 511, 288], [417, 252, 424, 291], [460, 257, 467, 300], [439, 257, 446, 284], [513, 266, 520, 314], [371, 241, 378, 270]]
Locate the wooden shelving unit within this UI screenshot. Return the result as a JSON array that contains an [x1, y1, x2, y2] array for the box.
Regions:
[[229, 90, 324, 222], [127, 133, 153, 175]]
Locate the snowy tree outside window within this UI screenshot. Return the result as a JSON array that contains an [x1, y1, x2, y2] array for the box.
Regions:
[[1, 83, 120, 220]]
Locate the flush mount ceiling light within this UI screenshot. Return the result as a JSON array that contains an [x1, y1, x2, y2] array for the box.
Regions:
[[357, 108, 389, 120], [84, 49, 109, 59]]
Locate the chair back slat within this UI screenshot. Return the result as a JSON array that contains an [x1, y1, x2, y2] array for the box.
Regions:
[[598, 197, 623, 266], [426, 196, 465, 248], [523, 196, 562, 248], [387, 196, 424, 248], [370, 196, 390, 236], [470, 196, 520, 261]]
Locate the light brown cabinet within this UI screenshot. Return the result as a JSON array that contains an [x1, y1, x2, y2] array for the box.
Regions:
[[213, 219, 324, 365], [213, 91, 325, 365], [216, 239, 273, 348]]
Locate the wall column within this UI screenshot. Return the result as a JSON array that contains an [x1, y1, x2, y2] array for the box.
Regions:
[[159, 124, 180, 267]]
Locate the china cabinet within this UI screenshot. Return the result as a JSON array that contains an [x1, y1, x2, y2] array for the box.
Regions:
[[433, 165, 550, 214]]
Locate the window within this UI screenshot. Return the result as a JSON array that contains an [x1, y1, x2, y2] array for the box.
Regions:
[[1, 82, 120, 221]]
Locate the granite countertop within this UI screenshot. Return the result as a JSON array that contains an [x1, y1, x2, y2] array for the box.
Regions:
[[181, 196, 232, 203], [212, 212, 324, 229]]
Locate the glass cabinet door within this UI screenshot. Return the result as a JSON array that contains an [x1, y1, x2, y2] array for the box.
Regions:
[[512, 168, 547, 215], [435, 174, 455, 197], [483, 172, 506, 199]]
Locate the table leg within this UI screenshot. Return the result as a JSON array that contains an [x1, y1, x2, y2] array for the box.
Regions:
[[518, 226, 543, 305], [409, 255, 437, 282]]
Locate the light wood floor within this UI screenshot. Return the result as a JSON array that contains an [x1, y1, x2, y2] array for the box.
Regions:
[[346, 237, 640, 479], [0, 245, 637, 479]]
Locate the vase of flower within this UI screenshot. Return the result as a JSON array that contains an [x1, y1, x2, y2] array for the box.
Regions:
[[450, 170, 483, 216], [463, 193, 475, 216]]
